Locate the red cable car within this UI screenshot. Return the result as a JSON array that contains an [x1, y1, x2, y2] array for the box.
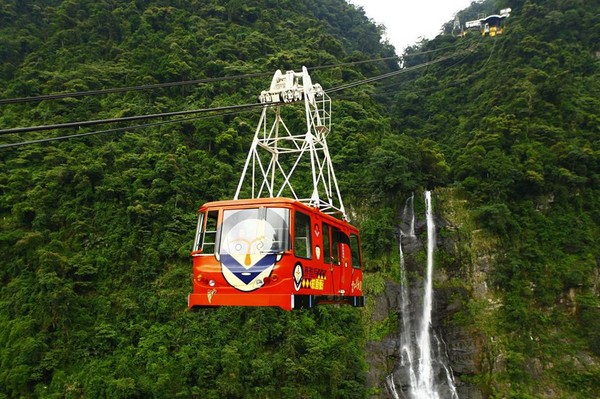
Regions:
[[188, 198, 364, 310], [188, 67, 365, 310]]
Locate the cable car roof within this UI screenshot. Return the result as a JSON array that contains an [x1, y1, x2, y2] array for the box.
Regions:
[[198, 197, 356, 226]]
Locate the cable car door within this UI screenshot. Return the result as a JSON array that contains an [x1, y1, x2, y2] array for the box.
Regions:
[[338, 231, 352, 296]]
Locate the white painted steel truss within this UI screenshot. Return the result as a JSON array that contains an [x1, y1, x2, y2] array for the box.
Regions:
[[234, 67, 347, 220]]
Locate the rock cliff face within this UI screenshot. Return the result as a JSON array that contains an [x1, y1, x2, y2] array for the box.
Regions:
[[365, 190, 500, 399]]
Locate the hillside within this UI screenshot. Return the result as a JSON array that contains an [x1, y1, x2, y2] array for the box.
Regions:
[[0, 1, 397, 398], [380, 0, 600, 397], [1, 0, 599, 398]]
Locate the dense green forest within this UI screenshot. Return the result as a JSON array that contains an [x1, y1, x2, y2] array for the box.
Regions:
[[1, 0, 599, 398], [388, 0, 600, 397], [0, 1, 397, 398]]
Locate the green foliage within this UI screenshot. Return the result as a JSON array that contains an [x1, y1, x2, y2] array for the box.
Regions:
[[366, 312, 398, 342], [388, 0, 600, 396], [577, 293, 600, 356], [362, 273, 386, 296], [1, 0, 599, 397], [0, 0, 398, 397], [472, 203, 518, 237], [359, 207, 397, 265]]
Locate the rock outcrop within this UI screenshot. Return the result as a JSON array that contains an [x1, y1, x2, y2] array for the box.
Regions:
[[365, 190, 498, 399]]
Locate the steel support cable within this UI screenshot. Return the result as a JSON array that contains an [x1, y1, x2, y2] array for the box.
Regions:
[[0, 51, 473, 137], [0, 102, 263, 136], [308, 45, 459, 73], [0, 43, 469, 106], [0, 68, 410, 136], [308, 56, 400, 71], [325, 55, 453, 94], [0, 72, 273, 105], [371, 48, 479, 95], [325, 44, 479, 94], [0, 108, 256, 149], [0, 58, 398, 106]]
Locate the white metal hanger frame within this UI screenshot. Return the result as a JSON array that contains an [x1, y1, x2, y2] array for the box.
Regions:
[[234, 66, 347, 221]]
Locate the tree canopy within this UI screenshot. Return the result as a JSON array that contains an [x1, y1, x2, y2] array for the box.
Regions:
[[1, 0, 599, 397]]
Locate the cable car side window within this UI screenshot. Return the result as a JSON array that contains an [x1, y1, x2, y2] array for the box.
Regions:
[[331, 226, 341, 265], [202, 210, 219, 254], [193, 212, 205, 252], [265, 208, 291, 252], [323, 223, 331, 263], [323, 223, 340, 265], [350, 233, 362, 269], [294, 211, 312, 259]]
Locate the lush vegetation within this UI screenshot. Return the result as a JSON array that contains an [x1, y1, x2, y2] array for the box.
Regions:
[[389, 0, 600, 396], [1, 0, 599, 398], [0, 1, 397, 398]]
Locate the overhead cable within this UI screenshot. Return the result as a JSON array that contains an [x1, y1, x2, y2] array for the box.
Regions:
[[0, 57, 398, 106], [326, 54, 456, 94], [0, 49, 477, 144], [0, 102, 262, 136], [0, 72, 272, 105], [0, 44, 468, 106], [0, 108, 262, 149]]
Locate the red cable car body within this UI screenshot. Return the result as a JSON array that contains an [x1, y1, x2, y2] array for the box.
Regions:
[[188, 67, 365, 310], [188, 198, 364, 310]]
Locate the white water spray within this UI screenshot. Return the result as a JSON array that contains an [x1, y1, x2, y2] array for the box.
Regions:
[[386, 374, 401, 399], [412, 190, 438, 397], [388, 191, 459, 399], [398, 194, 419, 397]]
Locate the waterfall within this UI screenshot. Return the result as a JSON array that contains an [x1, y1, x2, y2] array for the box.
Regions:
[[408, 194, 415, 237], [399, 194, 419, 397], [413, 190, 437, 397], [388, 191, 458, 399], [386, 375, 401, 399]]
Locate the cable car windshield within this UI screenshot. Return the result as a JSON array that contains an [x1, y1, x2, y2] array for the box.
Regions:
[[219, 207, 290, 257]]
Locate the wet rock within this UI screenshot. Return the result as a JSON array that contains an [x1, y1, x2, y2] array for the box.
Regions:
[[365, 195, 486, 398]]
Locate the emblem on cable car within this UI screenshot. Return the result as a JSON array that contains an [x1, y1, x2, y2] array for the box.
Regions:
[[207, 289, 217, 303], [219, 209, 286, 292], [293, 263, 303, 291]]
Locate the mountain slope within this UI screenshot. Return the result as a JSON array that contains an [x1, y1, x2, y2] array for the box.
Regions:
[[1, 0, 599, 398], [384, 0, 600, 397], [0, 1, 397, 398]]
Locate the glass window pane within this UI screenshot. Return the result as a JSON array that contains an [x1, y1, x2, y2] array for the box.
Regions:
[[294, 211, 312, 259], [265, 208, 290, 252], [331, 227, 340, 265], [323, 224, 331, 263], [193, 212, 205, 251], [202, 210, 218, 254]]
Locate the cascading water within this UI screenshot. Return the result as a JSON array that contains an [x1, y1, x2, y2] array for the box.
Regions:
[[388, 191, 458, 399], [414, 190, 438, 397]]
